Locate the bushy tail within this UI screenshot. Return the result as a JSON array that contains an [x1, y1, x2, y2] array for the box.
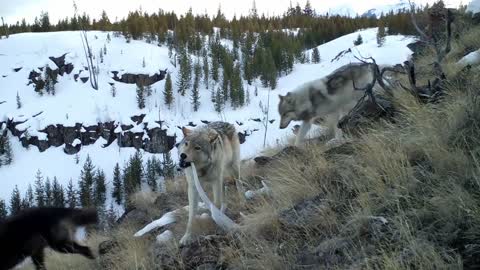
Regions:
[[70, 208, 98, 226]]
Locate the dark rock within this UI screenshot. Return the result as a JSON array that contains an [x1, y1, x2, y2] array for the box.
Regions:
[[269, 119, 275, 124], [180, 235, 228, 269], [80, 77, 89, 83], [201, 120, 210, 124], [150, 242, 181, 270], [250, 118, 262, 122], [48, 54, 75, 76], [13, 67, 22, 72], [338, 94, 394, 136], [238, 132, 246, 144], [116, 208, 151, 227], [187, 122, 197, 127], [144, 127, 176, 153], [73, 74, 79, 81], [64, 143, 81, 155], [131, 114, 146, 124], [98, 240, 121, 256], [296, 237, 352, 269], [278, 195, 327, 228], [111, 69, 167, 86], [235, 121, 243, 126], [254, 146, 304, 166]]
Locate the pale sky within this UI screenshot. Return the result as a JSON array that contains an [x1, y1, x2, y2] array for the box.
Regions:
[[0, 0, 466, 25]]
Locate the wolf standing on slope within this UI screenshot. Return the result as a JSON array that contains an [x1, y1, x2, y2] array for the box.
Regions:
[[278, 62, 375, 145], [0, 207, 98, 270], [177, 121, 242, 245]]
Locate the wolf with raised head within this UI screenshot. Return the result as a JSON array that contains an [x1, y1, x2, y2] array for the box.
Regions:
[[0, 207, 98, 270], [177, 121, 242, 245], [278, 62, 375, 145]]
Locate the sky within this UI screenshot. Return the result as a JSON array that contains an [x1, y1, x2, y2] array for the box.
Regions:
[[0, 0, 467, 25]]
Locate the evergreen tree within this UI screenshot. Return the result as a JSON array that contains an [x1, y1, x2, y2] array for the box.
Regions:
[[162, 151, 175, 181], [163, 73, 173, 109], [104, 44, 107, 54], [111, 83, 116, 97], [146, 157, 157, 192], [10, 186, 22, 215], [24, 184, 34, 208], [354, 34, 363, 46], [94, 169, 107, 207], [312, 47, 321, 63], [203, 56, 209, 89], [66, 178, 77, 208], [214, 87, 224, 113], [176, 49, 192, 96], [79, 155, 95, 207], [16, 91, 22, 109], [191, 59, 202, 111], [145, 85, 153, 96], [105, 202, 117, 229], [112, 162, 123, 205], [52, 177, 65, 207], [377, 21, 386, 47], [3, 135, 12, 165], [142, 57, 146, 68], [0, 199, 7, 220], [255, 86, 258, 97], [34, 169, 45, 207], [44, 177, 52, 206], [136, 84, 146, 109], [246, 87, 251, 105], [123, 151, 143, 204], [230, 63, 245, 108]]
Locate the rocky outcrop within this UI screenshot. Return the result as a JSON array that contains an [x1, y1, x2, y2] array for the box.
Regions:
[[48, 53, 74, 76], [111, 69, 167, 86], [0, 115, 176, 155]]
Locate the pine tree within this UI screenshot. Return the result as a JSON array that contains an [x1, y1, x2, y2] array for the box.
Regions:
[[44, 177, 52, 206], [214, 87, 224, 113], [105, 202, 117, 229], [146, 157, 157, 192], [136, 84, 146, 109], [10, 186, 22, 215], [377, 21, 386, 47], [255, 86, 258, 97], [203, 56, 209, 89], [123, 151, 143, 205], [52, 177, 65, 207], [145, 85, 153, 97], [0, 199, 7, 220], [66, 179, 77, 208], [16, 91, 22, 109], [142, 57, 146, 68], [3, 135, 12, 165], [162, 151, 175, 181], [94, 169, 107, 208], [112, 163, 123, 205], [312, 47, 321, 63], [24, 184, 34, 208], [79, 155, 95, 207], [99, 49, 104, 63], [176, 49, 192, 96], [163, 73, 173, 109], [111, 83, 116, 97], [191, 59, 202, 111], [354, 34, 363, 46], [34, 169, 45, 207], [246, 87, 251, 105], [103, 44, 107, 54]]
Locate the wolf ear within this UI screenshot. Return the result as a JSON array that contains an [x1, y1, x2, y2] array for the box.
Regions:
[[208, 130, 219, 143], [182, 127, 192, 137], [278, 94, 284, 101]]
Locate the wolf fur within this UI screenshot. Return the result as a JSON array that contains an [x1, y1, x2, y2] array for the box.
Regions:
[[177, 121, 242, 245], [278, 62, 375, 145], [0, 207, 98, 270]]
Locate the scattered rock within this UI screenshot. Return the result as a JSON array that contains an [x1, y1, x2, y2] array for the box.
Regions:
[[278, 195, 327, 228], [13, 67, 22, 72], [80, 77, 89, 83], [254, 146, 304, 166], [180, 235, 229, 269], [98, 240, 121, 256], [111, 69, 167, 86]]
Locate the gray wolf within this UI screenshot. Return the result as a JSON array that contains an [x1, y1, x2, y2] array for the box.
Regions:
[[0, 207, 98, 270], [177, 121, 242, 245], [278, 62, 375, 145]]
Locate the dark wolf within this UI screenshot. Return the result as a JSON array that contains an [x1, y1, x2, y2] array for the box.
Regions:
[[0, 207, 98, 270]]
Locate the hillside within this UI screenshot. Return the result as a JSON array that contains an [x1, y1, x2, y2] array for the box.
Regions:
[[0, 28, 415, 206]]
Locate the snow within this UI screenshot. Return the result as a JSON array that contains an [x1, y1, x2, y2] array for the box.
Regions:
[[72, 138, 81, 147], [457, 50, 480, 69], [245, 180, 271, 200], [156, 230, 174, 244], [0, 28, 415, 205]]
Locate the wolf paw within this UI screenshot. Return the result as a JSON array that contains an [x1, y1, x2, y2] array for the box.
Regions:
[[179, 233, 192, 246]]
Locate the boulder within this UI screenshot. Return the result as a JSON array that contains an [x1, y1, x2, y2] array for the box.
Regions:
[[111, 69, 167, 86]]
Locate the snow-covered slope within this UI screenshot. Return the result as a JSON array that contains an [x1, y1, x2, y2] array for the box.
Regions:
[[0, 28, 416, 204], [362, 0, 411, 18]]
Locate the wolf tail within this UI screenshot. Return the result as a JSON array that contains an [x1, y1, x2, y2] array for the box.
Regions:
[[70, 208, 99, 226]]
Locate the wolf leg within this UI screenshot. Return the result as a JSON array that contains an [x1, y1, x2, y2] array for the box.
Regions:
[[50, 241, 95, 259], [31, 249, 46, 270], [294, 121, 312, 146], [180, 171, 199, 246], [230, 146, 246, 204], [212, 171, 224, 211]]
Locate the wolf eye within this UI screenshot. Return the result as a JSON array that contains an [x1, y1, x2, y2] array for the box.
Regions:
[[184, 142, 188, 146], [194, 146, 201, 150]]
